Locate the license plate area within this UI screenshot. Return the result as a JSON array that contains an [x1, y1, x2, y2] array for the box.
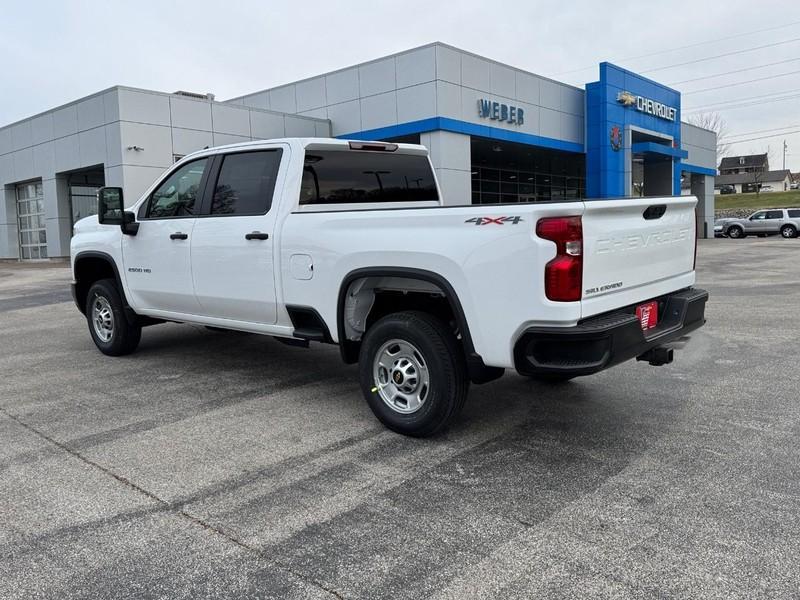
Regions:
[[636, 300, 659, 331]]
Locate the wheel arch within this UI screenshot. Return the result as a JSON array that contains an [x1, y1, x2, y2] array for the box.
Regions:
[[73, 251, 136, 323], [336, 267, 503, 384]]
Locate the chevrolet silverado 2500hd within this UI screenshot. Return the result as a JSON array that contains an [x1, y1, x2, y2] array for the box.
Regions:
[[71, 138, 708, 437]]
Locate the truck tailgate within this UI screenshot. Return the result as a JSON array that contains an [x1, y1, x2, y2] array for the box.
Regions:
[[581, 196, 696, 318]]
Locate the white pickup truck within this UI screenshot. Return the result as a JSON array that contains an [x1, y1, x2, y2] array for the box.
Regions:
[[71, 138, 707, 437]]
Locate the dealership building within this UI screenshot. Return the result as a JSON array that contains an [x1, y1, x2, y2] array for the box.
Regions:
[[0, 42, 717, 260]]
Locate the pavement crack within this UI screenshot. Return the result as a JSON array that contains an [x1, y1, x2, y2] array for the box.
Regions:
[[0, 407, 169, 508], [0, 407, 349, 600]]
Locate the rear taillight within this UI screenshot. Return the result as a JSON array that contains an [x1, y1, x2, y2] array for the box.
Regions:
[[536, 216, 583, 302]]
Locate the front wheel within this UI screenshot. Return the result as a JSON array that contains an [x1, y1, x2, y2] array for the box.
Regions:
[[86, 279, 141, 356], [358, 311, 468, 437], [781, 225, 797, 239], [727, 226, 744, 239]]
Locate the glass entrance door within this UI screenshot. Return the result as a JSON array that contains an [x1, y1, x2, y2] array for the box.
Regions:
[[70, 185, 101, 225], [16, 181, 47, 260]]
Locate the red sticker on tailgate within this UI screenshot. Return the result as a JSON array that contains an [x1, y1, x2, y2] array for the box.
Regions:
[[636, 301, 658, 331]]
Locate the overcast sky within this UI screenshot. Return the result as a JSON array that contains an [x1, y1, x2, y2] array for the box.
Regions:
[[1, 0, 798, 170]]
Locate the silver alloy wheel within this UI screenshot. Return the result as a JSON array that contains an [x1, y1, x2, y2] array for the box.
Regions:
[[728, 227, 742, 238], [91, 295, 114, 343], [372, 339, 430, 414], [782, 227, 795, 238]]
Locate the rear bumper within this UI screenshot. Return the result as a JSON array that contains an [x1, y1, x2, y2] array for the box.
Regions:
[[514, 287, 708, 377]]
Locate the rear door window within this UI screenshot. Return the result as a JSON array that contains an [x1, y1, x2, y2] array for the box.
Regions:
[[210, 150, 283, 216], [300, 151, 438, 205], [765, 210, 784, 219]]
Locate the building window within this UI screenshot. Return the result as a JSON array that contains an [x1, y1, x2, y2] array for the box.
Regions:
[[16, 181, 47, 260], [470, 137, 585, 204], [471, 166, 585, 203]]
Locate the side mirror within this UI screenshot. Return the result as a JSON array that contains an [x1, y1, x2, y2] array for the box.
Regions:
[[97, 187, 139, 235], [97, 187, 124, 225], [122, 211, 139, 236]]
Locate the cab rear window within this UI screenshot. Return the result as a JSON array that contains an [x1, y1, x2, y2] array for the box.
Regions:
[[300, 150, 438, 205]]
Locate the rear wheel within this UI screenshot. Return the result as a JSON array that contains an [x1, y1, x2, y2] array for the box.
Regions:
[[86, 279, 141, 356], [781, 224, 797, 239], [727, 225, 744, 239], [358, 311, 468, 437]]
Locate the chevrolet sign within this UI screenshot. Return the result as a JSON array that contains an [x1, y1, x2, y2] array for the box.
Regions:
[[616, 91, 676, 122]]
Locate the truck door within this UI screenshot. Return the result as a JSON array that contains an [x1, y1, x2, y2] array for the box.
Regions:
[[189, 148, 285, 324], [122, 157, 209, 314]]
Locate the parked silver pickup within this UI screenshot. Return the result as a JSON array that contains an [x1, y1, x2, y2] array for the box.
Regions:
[[715, 208, 800, 239]]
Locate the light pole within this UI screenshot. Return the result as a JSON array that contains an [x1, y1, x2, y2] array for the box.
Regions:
[[784, 139, 788, 171]]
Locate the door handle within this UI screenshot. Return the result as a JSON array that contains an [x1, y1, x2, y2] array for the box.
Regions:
[[245, 231, 269, 240], [170, 232, 188, 240]]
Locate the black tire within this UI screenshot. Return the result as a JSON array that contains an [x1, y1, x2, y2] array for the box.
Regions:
[[358, 311, 468, 437], [85, 279, 141, 356], [780, 225, 797, 239], [727, 225, 744, 239], [526, 373, 575, 383]]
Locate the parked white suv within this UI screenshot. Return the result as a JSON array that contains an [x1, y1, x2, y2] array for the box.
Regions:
[[71, 138, 707, 436]]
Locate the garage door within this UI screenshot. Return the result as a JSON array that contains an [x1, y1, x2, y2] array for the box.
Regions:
[[16, 181, 47, 260]]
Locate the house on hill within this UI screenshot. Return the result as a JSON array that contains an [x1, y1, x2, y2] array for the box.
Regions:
[[715, 153, 791, 193]]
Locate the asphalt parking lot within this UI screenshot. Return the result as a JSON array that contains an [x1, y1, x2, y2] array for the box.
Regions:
[[1, 238, 799, 599]]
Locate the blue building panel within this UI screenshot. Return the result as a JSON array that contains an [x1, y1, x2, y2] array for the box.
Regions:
[[680, 163, 716, 177], [338, 117, 585, 154], [586, 62, 684, 198]]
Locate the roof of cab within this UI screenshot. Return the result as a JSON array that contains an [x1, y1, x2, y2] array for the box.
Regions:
[[181, 138, 429, 162]]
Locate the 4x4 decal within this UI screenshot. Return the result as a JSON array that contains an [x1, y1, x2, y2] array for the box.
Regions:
[[465, 216, 523, 226]]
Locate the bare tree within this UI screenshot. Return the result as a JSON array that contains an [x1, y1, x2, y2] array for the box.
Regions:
[[687, 112, 730, 160], [752, 170, 764, 198]]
